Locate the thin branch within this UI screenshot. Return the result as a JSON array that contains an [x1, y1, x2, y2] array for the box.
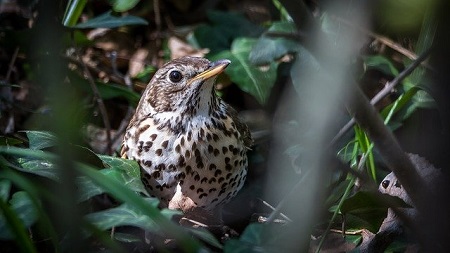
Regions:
[[66, 55, 126, 86], [6, 47, 19, 82], [331, 15, 419, 61], [80, 60, 113, 155], [330, 47, 432, 146], [259, 199, 293, 222], [347, 83, 427, 213]]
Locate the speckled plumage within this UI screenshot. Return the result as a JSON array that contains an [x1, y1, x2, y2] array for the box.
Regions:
[[121, 56, 252, 211]]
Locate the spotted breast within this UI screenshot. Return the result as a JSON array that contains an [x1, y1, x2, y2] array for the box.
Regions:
[[121, 56, 252, 212]]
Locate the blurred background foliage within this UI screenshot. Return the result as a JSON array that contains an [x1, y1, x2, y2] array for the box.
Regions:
[[0, 0, 448, 252]]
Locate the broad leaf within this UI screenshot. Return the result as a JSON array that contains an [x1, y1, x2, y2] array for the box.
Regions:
[[84, 199, 176, 233], [363, 55, 399, 76], [194, 11, 264, 54], [341, 191, 411, 214], [77, 156, 148, 202], [224, 223, 289, 253], [340, 191, 411, 232], [109, 0, 140, 12], [16, 158, 60, 181], [187, 228, 223, 249], [0, 136, 23, 146], [212, 38, 278, 104], [0, 180, 11, 201], [25, 131, 57, 150], [0, 191, 38, 239], [74, 11, 148, 29], [249, 21, 300, 65]]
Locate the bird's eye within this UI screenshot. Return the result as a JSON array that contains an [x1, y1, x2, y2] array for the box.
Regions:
[[169, 70, 183, 83]]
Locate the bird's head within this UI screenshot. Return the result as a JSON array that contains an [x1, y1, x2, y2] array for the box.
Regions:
[[137, 56, 230, 119]]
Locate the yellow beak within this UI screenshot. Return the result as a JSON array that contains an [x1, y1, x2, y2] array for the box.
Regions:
[[190, 59, 231, 83]]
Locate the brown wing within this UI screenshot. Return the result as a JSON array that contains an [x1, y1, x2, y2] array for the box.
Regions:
[[226, 104, 253, 149]]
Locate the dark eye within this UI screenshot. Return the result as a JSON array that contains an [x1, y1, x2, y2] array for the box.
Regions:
[[169, 70, 183, 83]]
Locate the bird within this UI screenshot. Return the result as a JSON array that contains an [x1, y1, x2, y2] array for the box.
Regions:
[[121, 56, 252, 212]]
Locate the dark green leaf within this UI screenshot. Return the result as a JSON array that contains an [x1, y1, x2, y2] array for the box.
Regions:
[[0, 191, 38, 240], [341, 191, 411, 214], [194, 11, 264, 54], [0, 136, 23, 146], [0, 196, 38, 253], [212, 38, 278, 104], [224, 223, 288, 253], [113, 232, 142, 243], [16, 158, 59, 181], [363, 55, 399, 76], [99, 156, 148, 195], [76, 164, 203, 251], [341, 191, 411, 232], [249, 21, 300, 65], [77, 156, 148, 202], [95, 82, 141, 106], [187, 228, 223, 249], [25, 131, 57, 150], [85, 199, 177, 233], [109, 0, 140, 12], [0, 179, 11, 201], [73, 11, 148, 29]]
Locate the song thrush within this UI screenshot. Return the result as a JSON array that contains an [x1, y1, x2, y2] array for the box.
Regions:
[[121, 56, 252, 212]]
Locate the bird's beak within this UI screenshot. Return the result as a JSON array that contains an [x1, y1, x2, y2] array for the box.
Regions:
[[190, 59, 231, 83]]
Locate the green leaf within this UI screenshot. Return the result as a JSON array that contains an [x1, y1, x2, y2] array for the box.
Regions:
[[16, 158, 59, 181], [0, 196, 38, 253], [109, 0, 140, 12], [249, 21, 300, 65], [0, 179, 11, 201], [340, 191, 411, 232], [113, 232, 142, 243], [69, 71, 140, 106], [73, 11, 148, 29], [341, 191, 410, 214], [0, 136, 23, 146], [99, 156, 148, 195], [77, 156, 148, 202], [187, 228, 223, 249], [224, 223, 288, 253], [95, 82, 141, 106], [0, 191, 38, 240], [212, 38, 278, 104], [85, 199, 177, 233], [25, 131, 57, 150], [194, 11, 264, 54], [363, 55, 399, 77], [76, 164, 203, 252], [63, 0, 88, 27]]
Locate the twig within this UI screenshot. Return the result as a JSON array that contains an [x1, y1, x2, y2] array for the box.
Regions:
[[6, 47, 19, 82], [330, 47, 432, 146], [259, 199, 293, 222], [81, 60, 113, 155], [66, 55, 126, 86], [331, 15, 419, 61]]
